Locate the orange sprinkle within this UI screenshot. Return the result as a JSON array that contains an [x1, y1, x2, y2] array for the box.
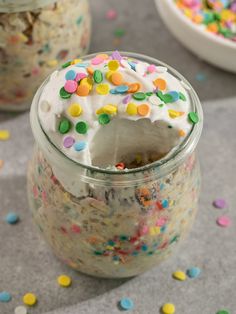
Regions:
[[97, 53, 109, 60], [111, 72, 123, 86], [76, 84, 90, 96], [153, 78, 167, 91], [207, 23, 219, 33], [193, 14, 203, 24], [137, 104, 150, 116], [128, 83, 141, 93], [179, 129, 186, 137], [86, 67, 94, 75]]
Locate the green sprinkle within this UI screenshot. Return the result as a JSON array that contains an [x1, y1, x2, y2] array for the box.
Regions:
[[156, 91, 165, 101], [61, 61, 71, 68], [168, 125, 173, 128], [119, 235, 128, 241], [216, 311, 230, 314], [76, 16, 83, 26], [188, 112, 199, 124], [146, 92, 153, 97], [59, 119, 71, 134], [93, 70, 103, 83], [162, 94, 174, 104], [98, 113, 110, 125], [94, 251, 103, 255], [114, 28, 125, 37], [179, 92, 186, 101], [59, 87, 72, 99], [158, 104, 164, 108], [75, 121, 89, 134], [132, 92, 146, 101]]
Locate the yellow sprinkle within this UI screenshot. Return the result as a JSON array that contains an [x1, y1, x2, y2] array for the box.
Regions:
[[68, 103, 82, 117], [106, 246, 114, 250], [126, 103, 138, 115], [18, 33, 28, 43], [80, 77, 93, 90], [106, 70, 115, 81], [108, 60, 120, 71], [0, 130, 10, 140], [172, 270, 186, 281], [23, 293, 37, 306], [168, 109, 184, 119], [71, 58, 82, 65], [96, 83, 110, 95], [103, 104, 117, 115], [149, 226, 161, 236], [221, 9, 235, 22], [96, 107, 104, 115], [46, 59, 58, 67], [57, 275, 72, 287], [162, 303, 175, 314]]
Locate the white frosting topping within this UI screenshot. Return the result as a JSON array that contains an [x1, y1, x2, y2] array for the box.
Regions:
[[38, 52, 194, 169]]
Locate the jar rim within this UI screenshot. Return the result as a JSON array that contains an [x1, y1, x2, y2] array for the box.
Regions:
[[30, 51, 203, 179]]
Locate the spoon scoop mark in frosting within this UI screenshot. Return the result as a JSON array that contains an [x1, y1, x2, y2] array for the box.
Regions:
[[38, 51, 198, 169]]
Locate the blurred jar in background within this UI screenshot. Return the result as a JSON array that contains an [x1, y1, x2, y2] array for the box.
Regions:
[[0, 0, 91, 111]]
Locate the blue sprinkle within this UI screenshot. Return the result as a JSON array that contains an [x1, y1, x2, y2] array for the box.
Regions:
[[113, 255, 120, 261], [195, 73, 206, 82], [5, 212, 19, 224], [65, 70, 77, 81], [128, 61, 136, 71], [168, 91, 179, 102], [161, 225, 167, 233], [131, 251, 139, 256], [141, 244, 148, 251], [119, 298, 134, 311], [110, 89, 119, 94], [76, 63, 90, 68], [162, 199, 169, 208], [107, 240, 115, 246], [160, 183, 165, 191], [186, 267, 201, 278], [0, 292, 12, 303], [115, 85, 129, 93], [74, 141, 87, 152]]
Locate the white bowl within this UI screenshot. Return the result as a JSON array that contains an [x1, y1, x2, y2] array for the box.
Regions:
[[155, 0, 236, 73]]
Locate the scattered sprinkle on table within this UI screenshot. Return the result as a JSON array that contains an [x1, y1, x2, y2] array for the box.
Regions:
[[0, 291, 12, 302], [57, 275, 72, 287], [5, 212, 20, 224], [186, 267, 201, 278], [23, 293, 37, 306], [213, 198, 227, 209], [114, 28, 125, 38], [172, 270, 186, 281], [161, 303, 175, 314], [14, 305, 28, 314], [0, 130, 10, 140], [217, 215, 231, 227], [0, 159, 4, 169], [106, 9, 117, 20], [195, 73, 206, 82], [216, 310, 230, 314], [119, 297, 134, 310]]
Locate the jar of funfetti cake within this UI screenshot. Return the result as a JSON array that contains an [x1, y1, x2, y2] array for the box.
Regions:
[[27, 51, 203, 278], [0, 0, 91, 111]]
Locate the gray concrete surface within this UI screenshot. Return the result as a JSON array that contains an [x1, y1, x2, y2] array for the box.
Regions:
[[1, 0, 236, 313]]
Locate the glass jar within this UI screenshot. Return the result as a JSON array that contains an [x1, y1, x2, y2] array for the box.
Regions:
[[27, 52, 203, 278], [0, 0, 91, 111]]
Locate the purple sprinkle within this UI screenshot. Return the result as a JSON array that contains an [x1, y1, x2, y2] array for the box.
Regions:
[[63, 136, 75, 148], [112, 50, 123, 61], [213, 198, 227, 209], [122, 94, 132, 104], [75, 73, 87, 82]]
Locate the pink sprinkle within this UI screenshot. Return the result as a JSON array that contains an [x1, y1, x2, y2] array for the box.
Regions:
[[156, 217, 167, 227], [64, 80, 77, 93], [139, 225, 149, 236], [42, 190, 47, 202], [106, 9, 117, 20], [147, 64, 156, 73], [216, 215, 231, 227], [71, 224, 81, 234], [122, 94, 131, 104], [33, 185, 38, 198], [91, 56, 104, 65], [32, 67, 40, 76], [75, 72, 87, 82]]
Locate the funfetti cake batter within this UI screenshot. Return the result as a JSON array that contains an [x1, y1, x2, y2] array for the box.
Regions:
[[38, 51, 198, 169]]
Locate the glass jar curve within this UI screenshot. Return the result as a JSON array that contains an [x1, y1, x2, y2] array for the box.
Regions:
[[0, 0, 91, 111], [27, 52, 203, 278]]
